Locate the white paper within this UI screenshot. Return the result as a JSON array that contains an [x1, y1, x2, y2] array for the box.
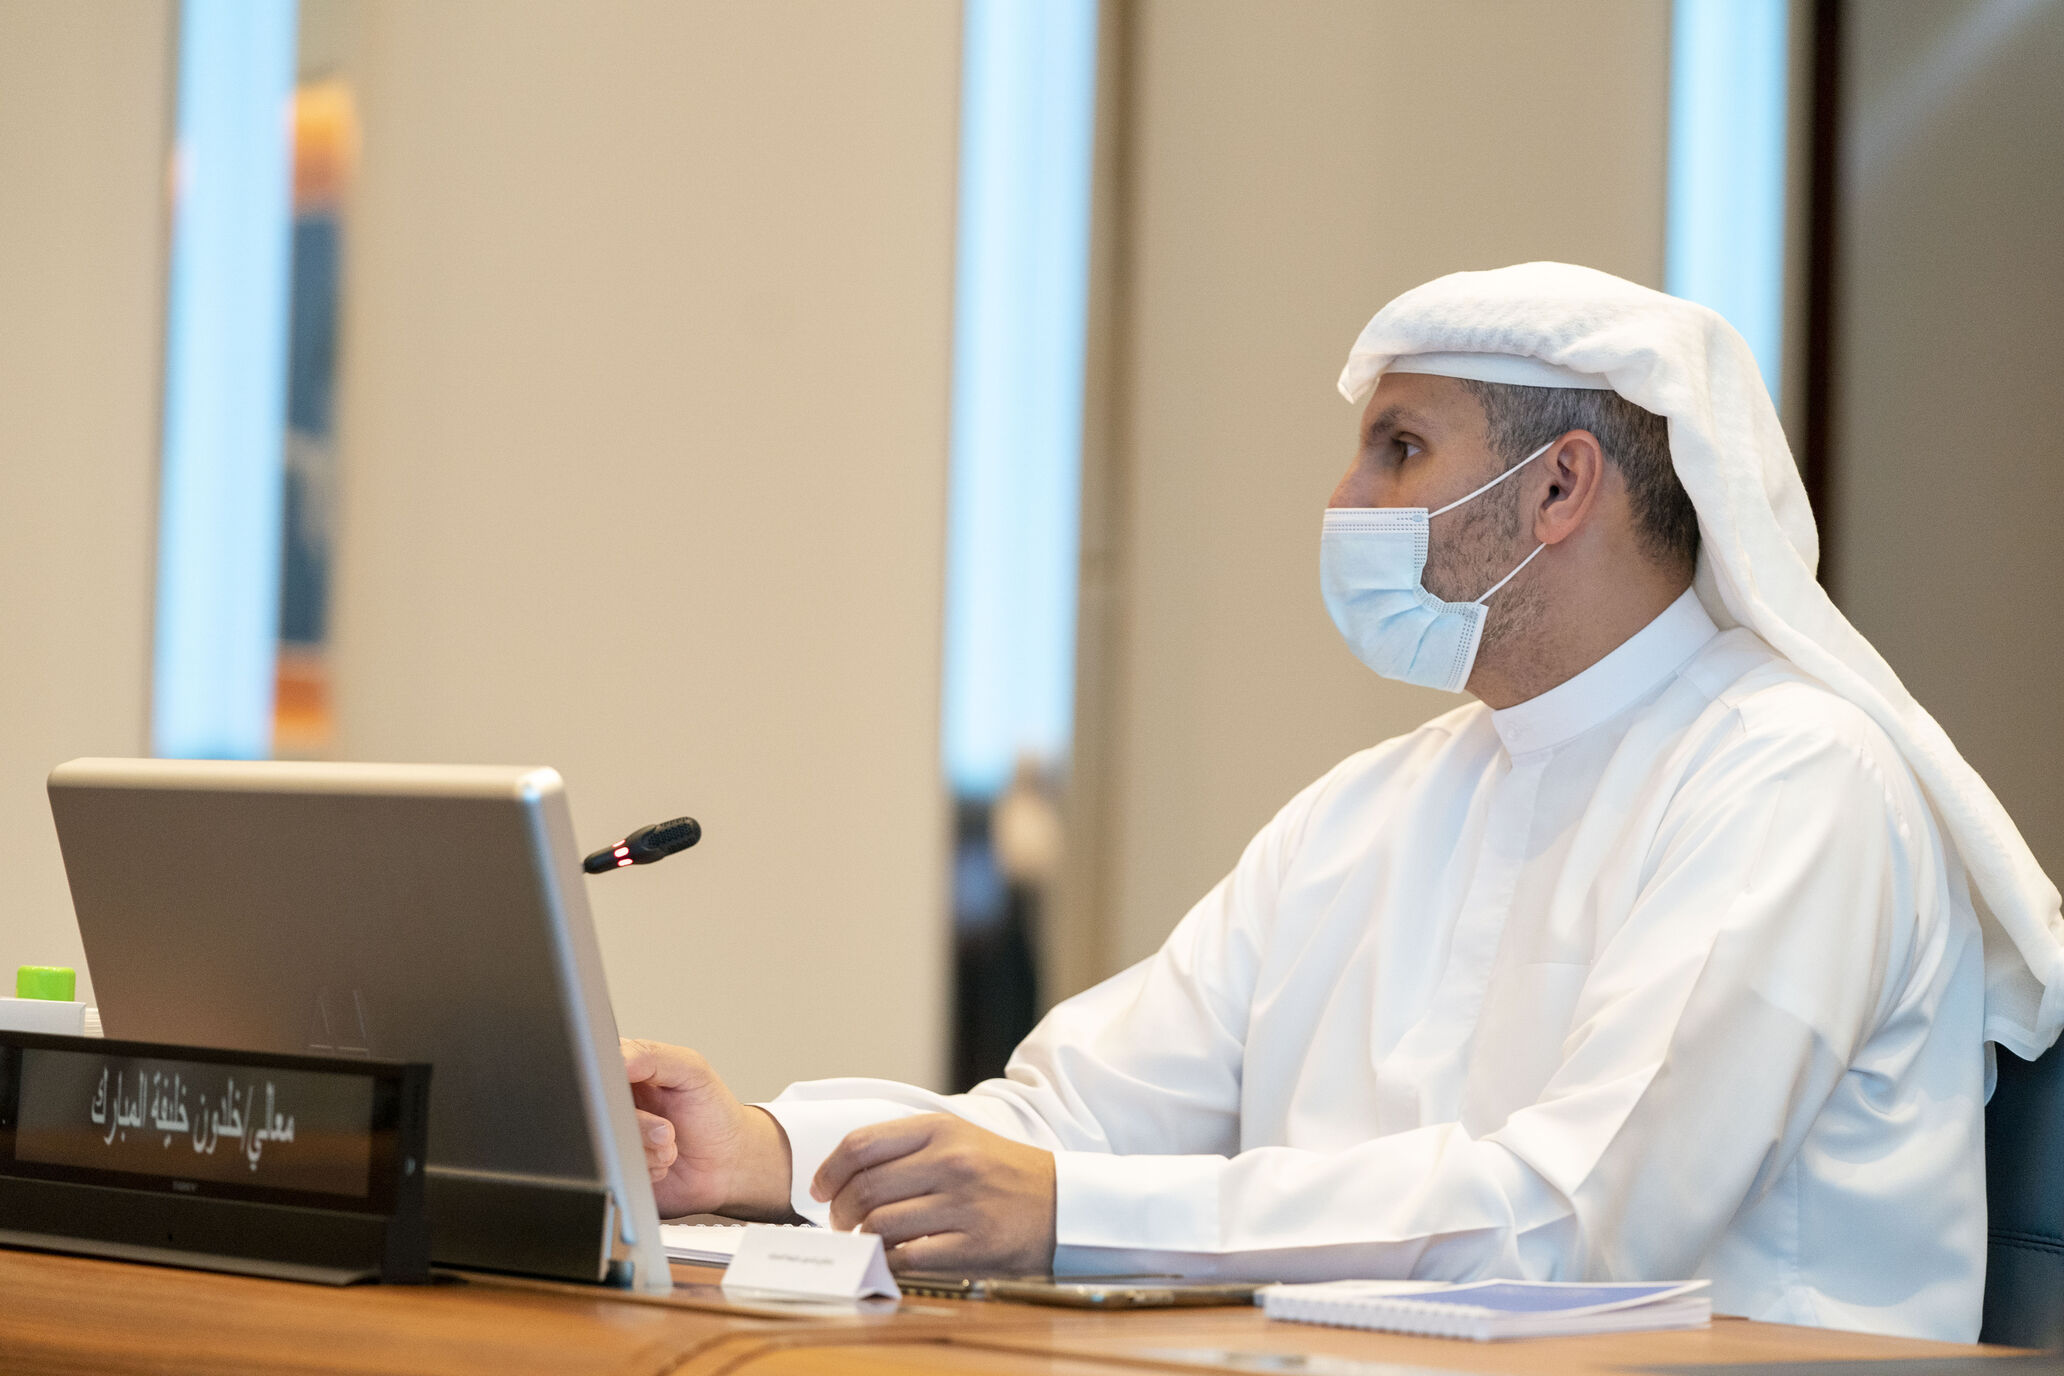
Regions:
[[720, 1224, 901, 1301], [0, 998, 87, 1036], [662, 1221, 811, 1265]]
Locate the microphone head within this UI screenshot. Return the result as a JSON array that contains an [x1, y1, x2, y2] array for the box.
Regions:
[[584, 816, 701, 873], [626, 816, 700, 860]]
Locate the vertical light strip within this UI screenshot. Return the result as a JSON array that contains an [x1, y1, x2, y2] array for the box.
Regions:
[[940, 0, 1100, 799], [152, 0, 299, 759], [1667, 0, 1791, 399]]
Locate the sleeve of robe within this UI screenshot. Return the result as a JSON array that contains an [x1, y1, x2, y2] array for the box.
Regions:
[[761, 706, 1936, 1282], [757, 750, 1343, 1226]]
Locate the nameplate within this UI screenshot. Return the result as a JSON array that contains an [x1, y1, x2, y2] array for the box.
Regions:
[[0, 1028, 430, 1284], [721, 1224, 901, 1301]]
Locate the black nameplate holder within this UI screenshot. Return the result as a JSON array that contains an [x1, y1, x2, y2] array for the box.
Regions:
[[0, 1030, 429, 1285]]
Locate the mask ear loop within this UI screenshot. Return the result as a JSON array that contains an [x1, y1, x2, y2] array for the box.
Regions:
[[1474, 540, 1547, 605], [1428, 437, 1559, 519]]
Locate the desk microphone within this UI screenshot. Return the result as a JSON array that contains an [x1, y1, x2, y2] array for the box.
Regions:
[[583, 816, 701, 873]]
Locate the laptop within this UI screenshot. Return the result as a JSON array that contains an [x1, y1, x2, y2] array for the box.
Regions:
[[46, 757, 671, 1292]]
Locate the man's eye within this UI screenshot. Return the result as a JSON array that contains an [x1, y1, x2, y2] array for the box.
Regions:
[[1398, 440, 1424, 462]]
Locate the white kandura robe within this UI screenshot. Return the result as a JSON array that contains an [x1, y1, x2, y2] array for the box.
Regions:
[[762, 590, 1989, 1341]]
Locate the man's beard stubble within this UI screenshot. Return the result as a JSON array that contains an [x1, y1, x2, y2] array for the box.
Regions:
[[1421, 478, 1543, 662]]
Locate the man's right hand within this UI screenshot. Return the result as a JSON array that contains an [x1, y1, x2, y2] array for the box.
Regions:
[[621, 1038, 796, 1221]]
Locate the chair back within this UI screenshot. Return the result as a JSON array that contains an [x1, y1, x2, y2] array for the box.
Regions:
[[1984, 1045, 2064, 1346]]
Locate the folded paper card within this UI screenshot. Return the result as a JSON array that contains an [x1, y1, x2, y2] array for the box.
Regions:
[[719, 1224, 901, 1302], [660, 1221, 814, 1266]]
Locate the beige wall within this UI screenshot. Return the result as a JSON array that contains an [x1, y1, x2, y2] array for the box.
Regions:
[[327, 1, 961, 1101], [1829, 2, 2064, 891], [0, 3, 173, 1006], [1066, 0, 1672, 980]]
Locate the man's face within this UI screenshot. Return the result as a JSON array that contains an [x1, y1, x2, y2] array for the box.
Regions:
[[1330, 372, 1534, 608]]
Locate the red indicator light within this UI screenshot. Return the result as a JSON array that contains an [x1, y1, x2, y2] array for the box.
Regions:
[[616, 857, 633, 868]]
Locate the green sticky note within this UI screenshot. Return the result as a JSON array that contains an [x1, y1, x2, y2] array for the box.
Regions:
[[15, 966, 76, 1001]]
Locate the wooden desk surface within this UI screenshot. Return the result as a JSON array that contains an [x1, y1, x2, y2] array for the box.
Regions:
[[0, 1247, 2019, 1376]]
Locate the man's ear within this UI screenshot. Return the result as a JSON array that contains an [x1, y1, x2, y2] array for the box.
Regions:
[[1533, 430, 1606, 547]]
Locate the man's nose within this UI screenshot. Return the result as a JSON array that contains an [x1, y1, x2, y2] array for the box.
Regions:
[[1328, 461, 1381, 509]]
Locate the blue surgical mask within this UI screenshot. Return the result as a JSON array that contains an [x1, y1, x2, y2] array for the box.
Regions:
[[1319, 439, 1553, 693]]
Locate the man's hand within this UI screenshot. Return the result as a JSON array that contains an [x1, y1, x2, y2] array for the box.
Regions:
[[812, 1113, 1056, 1274], [622, 1038, 795, 1221]]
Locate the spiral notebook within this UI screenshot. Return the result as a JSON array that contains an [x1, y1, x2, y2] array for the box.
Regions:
[[1260, 1278, 1711, 1342]]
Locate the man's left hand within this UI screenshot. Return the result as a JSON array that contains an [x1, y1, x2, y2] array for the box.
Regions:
[[811, 1113, 1056, 1274]]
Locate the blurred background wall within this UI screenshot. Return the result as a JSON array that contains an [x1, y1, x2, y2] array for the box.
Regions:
[[325, 1, 962, 1101], [1827, 0, 2064, 923], [0, 2, 173, 1009], [0, 0, 2057, 1101]]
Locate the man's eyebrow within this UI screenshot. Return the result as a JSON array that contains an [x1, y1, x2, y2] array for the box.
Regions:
[[1362, 404, 1433, 444]]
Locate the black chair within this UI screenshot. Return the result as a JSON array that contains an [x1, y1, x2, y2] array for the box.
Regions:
[[1984, 1045, 2064, 1345]]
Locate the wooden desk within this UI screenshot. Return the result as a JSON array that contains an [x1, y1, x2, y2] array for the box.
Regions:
[[0, 1248, 2020, 1376]]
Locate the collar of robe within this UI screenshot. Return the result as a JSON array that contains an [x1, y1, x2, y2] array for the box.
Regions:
[[1490, 588, 1718, 758]]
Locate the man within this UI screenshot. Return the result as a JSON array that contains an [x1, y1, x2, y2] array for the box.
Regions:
[[625, 264, 2063, 1341]]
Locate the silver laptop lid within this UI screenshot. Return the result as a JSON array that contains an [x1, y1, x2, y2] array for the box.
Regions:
[[47, 757, 669, 1292]]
